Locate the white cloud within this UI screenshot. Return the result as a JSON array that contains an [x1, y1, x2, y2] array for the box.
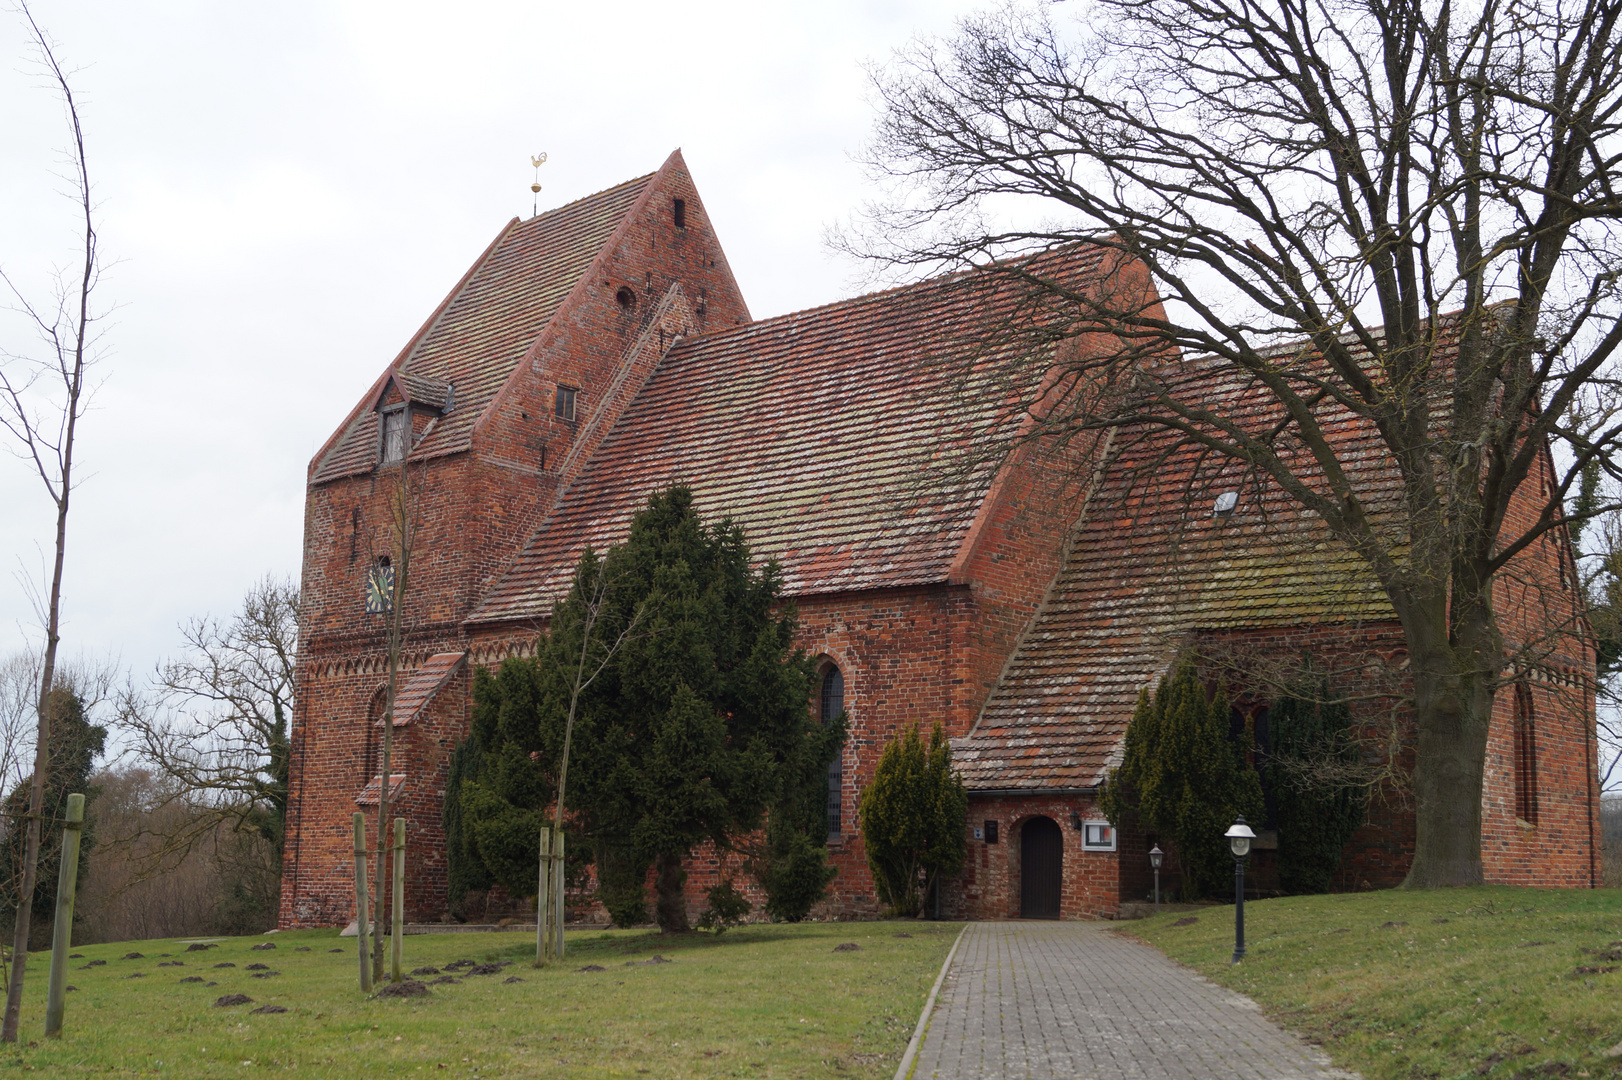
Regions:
[[0, 0, 983, 676]]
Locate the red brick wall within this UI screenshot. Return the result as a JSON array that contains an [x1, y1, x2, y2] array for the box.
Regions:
[[283, 157, 752, 929], [947, 794, 1124, 920]]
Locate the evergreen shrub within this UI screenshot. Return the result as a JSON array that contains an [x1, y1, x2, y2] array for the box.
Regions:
[[858, 723, 966, 917], [1100, 659, 1263, 900], [1265, 672, 1367, 894]]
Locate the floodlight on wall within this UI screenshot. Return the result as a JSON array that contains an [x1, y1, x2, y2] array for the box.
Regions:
[[1213, 491, 1239, 517]]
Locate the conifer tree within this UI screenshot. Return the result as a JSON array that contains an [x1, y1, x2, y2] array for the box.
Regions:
[[0, 687, 104, 937], [1264, 674, 1367, 894], [456, 488, 840, 931], [858, 723, 966, 917], [1101, 660, 1263, 899]]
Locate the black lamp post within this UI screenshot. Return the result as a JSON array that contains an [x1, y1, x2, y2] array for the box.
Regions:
[[1225, 816, 1255, 964], [1148, 846, 1163, 915]]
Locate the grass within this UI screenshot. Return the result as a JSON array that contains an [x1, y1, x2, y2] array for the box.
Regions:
[[0, 920, 958, 1077], [1129, 885, 1622, 1080]]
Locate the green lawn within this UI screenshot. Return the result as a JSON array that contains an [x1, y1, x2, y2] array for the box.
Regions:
[[0, 921, 958, 1077], [1129, 885, 1622, 1080]]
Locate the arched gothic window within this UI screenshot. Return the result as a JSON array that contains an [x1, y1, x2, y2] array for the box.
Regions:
[[1514, 683, 1538, 824], [821, 666, 845, 838]]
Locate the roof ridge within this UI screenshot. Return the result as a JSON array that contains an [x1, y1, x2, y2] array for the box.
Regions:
[[667, 242, 1109, 350], [471, 155, 672, 441], [509, 171, 659, 233]]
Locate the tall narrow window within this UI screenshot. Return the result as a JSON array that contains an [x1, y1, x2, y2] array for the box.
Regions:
[[821, 666, 844, 838], [381, 407, 409, 463], [554, 385, 577, 421], [1514, 683, 1538, 824], [672, 198, 686, 228]]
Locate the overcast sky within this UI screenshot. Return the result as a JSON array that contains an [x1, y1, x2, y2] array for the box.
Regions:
[[0, 0, 989, 681]]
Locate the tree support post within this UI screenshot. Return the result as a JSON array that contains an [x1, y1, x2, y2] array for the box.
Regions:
[[44, 793, 84, 1038], [535, 826, 552, 966], [352, 813, 371, 992], [552, 831, 566, 959], [390, 818, 405, 984]]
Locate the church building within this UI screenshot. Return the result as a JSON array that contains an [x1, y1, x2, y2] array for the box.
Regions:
[[279, 151, 1602, 929]]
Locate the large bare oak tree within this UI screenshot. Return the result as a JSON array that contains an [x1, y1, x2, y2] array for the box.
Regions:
[[852, 0, 1622, 885]]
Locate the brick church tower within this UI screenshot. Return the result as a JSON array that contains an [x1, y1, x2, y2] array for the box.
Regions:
[[282, 152, 752, 925]]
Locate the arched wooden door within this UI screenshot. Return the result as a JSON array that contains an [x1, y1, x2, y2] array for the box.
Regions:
[[1020, 816, 1063, 919]]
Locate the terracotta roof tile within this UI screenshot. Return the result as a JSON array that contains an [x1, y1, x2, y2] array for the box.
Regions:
[[469, 248, 1112, 624], [312, 175, 654, 483], [958, 349, 1406, 791], [379, 652, 466, 727], [394, 372, 454, 413], [354, 774, 406, 806]]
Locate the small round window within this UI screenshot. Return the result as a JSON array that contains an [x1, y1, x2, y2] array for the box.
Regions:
[[615, 286, 636, 312]]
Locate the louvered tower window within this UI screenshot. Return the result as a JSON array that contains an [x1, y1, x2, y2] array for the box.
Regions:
[[821, 667, 844, 838], [380, 407, 409, 464], [1514, 683, 1538, 824]]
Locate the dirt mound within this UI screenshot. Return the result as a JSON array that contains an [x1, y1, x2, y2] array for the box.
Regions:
[[249, 971, 281, 979], [213, 963, 235, 968], [502, 976, 524, 983], [427, 976, 461, 985], [122, 952, 144, 960], [185, 943, 216, 953], [833, 943, 861, 952], [624, 955, 672, 966], [467, 963, 505, 976], [373, 980, 431, 999], [249, 1005, 288, 1015], [412, 967, 440, 976], [575, 965, 606, 973], [251, 942, 277, 951], [180, 977, 204, 984], [1172, 917, 1199, 927], [214, 994, 253, 1007], [245, 964, 269, 971]]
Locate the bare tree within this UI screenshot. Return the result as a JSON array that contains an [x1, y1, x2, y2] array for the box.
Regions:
[[372, 459, 422, 985], [851, 0, 1622, 886], [117, 577, 297, 880], [0, 1, 103, 1032], [541, 549, 647, 957]]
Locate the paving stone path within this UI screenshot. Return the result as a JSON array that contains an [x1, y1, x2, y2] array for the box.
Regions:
[[908, 921, 1358, 1079]]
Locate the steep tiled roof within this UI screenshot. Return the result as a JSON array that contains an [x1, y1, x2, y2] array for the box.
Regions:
[[469, 249, 1112, 624], [956, 351, 1404, 792], [354, 774, 407, 806], [312, 175, 654, 483], [379, 652, 466, 727]]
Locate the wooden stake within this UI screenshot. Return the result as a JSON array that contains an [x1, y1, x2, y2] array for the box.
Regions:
[[43, 793, 83, 1038], [390, 818, 405, 983], [536, 826, 551, 965], [352, 813, 371, 992], [553, 831, 566, 959]]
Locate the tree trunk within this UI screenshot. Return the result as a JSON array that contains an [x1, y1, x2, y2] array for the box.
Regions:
[[4, 472, 71, 1042], [654, 853, 688, 933], [1402, 593, 1498, 887]]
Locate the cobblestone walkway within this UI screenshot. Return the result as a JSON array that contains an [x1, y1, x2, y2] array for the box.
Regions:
[[908, 921, 1357, 1079]]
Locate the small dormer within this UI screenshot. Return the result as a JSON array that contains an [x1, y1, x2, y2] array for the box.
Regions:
[[373, 370, 454, 466]]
